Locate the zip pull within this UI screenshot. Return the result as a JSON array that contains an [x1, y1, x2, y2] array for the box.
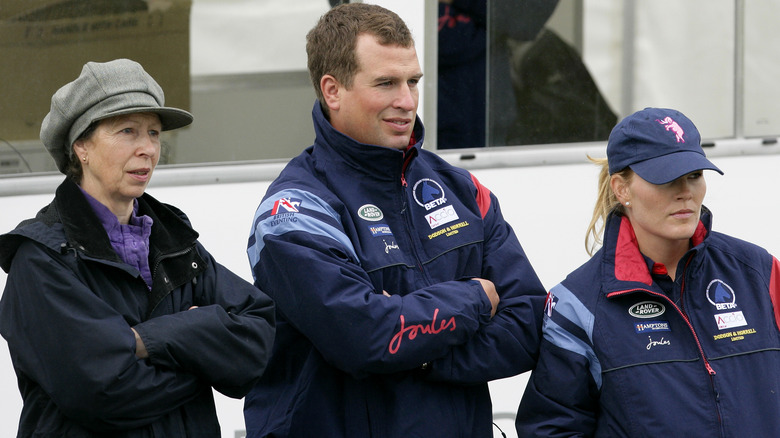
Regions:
[[705, 361, 716, 375], [60, 242, 77, 258], [400, 146, 415, 187]]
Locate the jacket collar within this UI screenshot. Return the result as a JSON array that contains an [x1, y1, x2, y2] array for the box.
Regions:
[[310, 101, 425, 180], [0, 178, 198, 272], [55, 179, 123, 262], [56, 179, 199, 260], [602, 206, 712, 290]]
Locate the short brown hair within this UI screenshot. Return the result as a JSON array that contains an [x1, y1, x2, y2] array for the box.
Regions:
[[306, 3, 414, 111]]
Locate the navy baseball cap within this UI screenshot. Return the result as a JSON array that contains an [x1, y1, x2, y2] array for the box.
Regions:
[[606, 107, 723, 184]]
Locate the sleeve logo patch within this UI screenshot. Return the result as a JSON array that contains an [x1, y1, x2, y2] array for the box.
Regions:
[[271, 197, 301, 215]]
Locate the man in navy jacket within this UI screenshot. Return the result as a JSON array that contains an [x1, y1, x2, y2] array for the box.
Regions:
[[244, 4, 546, 437]]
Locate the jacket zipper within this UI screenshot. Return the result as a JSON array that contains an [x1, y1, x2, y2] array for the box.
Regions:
[[609, 252, 716, 374], [678, 255, 723, 431], [150, 245, 195, 284], [610, 287, 722, 436], [400, 147, 415, 188], [399, 151, 427, 277], [606, 287, 716, 376], [147, 246, 196, 316]]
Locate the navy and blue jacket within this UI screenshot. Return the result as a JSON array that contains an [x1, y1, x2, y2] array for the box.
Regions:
[[0, 179, 276, 437], [244, 103, 546, 438], [516, 208, 780, 437]]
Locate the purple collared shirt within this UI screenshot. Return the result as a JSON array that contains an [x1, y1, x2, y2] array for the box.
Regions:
[[81, 189, 154, 289]]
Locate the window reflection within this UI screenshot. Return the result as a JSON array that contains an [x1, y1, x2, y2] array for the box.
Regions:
[[437, 0, 616, 149], [498, 21, 617, 145], [0, 0, 776, 175], [1, 0, 192, 174], [436, 1, 490, 149], [0, 0, 326, 175], [436, 0, 751, 150]]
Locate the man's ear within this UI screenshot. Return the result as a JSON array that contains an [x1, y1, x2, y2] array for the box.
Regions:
[[320, 74, 341, 112]]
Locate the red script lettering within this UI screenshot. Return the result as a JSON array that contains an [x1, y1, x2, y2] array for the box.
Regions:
[[388, 308, 456, 354]]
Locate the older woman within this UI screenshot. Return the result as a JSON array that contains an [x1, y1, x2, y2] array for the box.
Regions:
[[0, 59, 275, 437], [515, 107, 780, 436]]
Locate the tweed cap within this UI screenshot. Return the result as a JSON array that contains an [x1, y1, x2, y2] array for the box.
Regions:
[[40, 59, 193, 173], [607, 107, 722, 184]]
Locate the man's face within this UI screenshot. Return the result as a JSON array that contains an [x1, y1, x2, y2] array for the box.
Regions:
[[329, 34, 422, 150]]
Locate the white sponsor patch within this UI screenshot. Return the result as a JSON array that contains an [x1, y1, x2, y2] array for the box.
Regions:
[[425, 205, 459, 229], [714, 311, 748, 330]]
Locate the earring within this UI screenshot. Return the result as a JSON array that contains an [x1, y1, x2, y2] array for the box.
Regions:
[[625, 201, 630, 206], [82, 156, 87, 162]]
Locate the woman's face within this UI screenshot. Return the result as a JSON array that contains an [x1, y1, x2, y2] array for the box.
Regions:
[[619, 170, 707, 253], [73, 112, 162, 214]]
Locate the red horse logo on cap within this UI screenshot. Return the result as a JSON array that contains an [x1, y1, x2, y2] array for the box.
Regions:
[[656, 117, 685, 143]]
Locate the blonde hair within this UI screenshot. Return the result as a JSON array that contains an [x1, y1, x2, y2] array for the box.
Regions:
[[585, 156, 632, 255]]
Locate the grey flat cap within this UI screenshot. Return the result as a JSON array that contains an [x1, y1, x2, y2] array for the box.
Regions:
[[40, 58, 193, 173]]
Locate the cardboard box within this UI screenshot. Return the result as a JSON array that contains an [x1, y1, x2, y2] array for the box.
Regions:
[[0, 0, 192, 142]]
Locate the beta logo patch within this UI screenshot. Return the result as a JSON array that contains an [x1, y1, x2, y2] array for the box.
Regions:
[[628, 301, 666, 319], [357, 204, 384, 222], [706, 279, 737, 310], [413, 179, 447, 211]]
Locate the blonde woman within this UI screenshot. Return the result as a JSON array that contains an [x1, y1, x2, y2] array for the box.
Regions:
[[516, 107, 780, 437]]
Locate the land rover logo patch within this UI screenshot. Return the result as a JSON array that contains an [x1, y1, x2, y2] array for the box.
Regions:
[[629, 301, 665, 319], [357, 204, 384, 222]]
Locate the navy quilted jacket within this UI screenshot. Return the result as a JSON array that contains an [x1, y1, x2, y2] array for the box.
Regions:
[[244, 103, 546, 438], [517, 208, 780, 437], [0, 179, 275, 437]]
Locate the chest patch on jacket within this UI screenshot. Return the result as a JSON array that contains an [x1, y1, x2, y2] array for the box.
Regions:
[[357, 204, 384, 221], [425, 206, 459, 229], [628, 301, 665, 319], [413, 178, 447, 210]]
